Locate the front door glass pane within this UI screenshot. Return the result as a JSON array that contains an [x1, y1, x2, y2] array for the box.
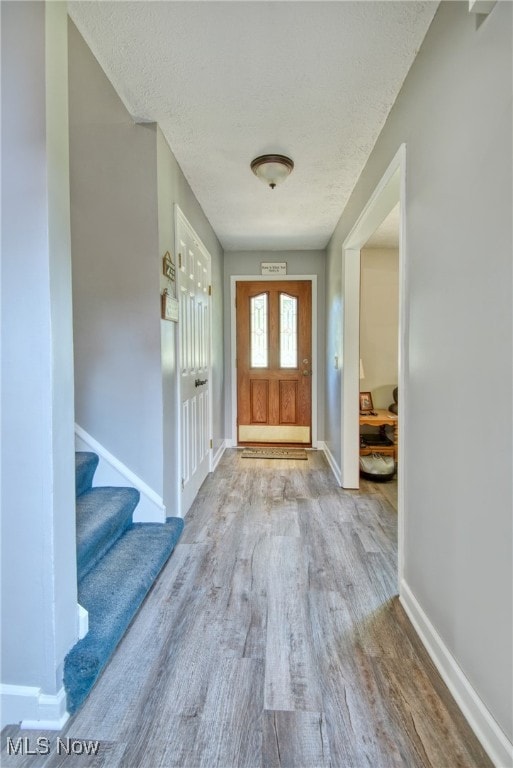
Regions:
[[250, 293, 268, 367], [280, 293, 298, 368]]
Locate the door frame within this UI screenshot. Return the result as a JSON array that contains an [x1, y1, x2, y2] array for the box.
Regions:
[[229, 275, 318, 448], [174, 204, 213, 517], [340, 143, 407, 582]]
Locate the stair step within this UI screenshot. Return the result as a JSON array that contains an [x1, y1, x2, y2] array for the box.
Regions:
[[75, 452, 99, 497], [76, 487, 140, 582], [64, 517, 184, 714]]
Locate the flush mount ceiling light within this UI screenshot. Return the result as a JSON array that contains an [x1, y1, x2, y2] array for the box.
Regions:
[[250, 154, 294, 189]]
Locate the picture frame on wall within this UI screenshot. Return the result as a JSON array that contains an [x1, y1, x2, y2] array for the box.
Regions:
[[359, 391, 374, 413]]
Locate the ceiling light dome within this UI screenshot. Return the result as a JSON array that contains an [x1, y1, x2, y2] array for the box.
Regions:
[[251, 154, 294, 189]]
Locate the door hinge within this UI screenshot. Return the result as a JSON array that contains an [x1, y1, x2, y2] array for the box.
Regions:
[[208, 285, 212, 296], [181, 478, 185, 491], [210, 438, 213, 449], [178, 252, 182, 269]]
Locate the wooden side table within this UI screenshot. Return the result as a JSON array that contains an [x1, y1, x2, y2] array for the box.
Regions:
[[359, 409, 398, 460]]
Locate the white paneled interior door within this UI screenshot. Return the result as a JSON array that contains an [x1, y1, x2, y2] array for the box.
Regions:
[[176, 207, 212, 516]]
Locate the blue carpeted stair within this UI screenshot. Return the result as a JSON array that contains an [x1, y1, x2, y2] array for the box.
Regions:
[[75, 451, 99, 497], [64, 452, 184, 714], [76, 486, 139, 581]]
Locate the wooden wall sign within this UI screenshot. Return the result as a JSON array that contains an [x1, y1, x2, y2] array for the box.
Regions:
[[163, 251, 175, 281], [261, 262, 287, 275], [161, 290, 179, 322]]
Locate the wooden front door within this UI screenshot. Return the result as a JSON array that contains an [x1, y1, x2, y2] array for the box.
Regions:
[[236, 280, 312, 445]]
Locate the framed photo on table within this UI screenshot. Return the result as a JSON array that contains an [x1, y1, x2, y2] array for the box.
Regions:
[[359, 391, 374, 413]]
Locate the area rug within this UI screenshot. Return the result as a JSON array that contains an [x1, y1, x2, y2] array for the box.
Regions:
[[241, 447, 308, 460]]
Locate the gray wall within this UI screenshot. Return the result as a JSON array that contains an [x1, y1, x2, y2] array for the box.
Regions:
[[1, 0, 77, 709], [224, 251, 325, 442], [69, 19, 163, 493], [325, 1, 512, 740], [69, 22, 224, 514], [157, 127, 224, 514], [360, 248, 399, 409]]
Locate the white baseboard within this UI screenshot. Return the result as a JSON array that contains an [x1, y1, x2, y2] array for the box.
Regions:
[[77, 603, 88, 640], [1, 685, 69, 731], [212, 440, 226, 472], [400, 580, 513, 768], [318, 441, 342, 485], [75, 424, 166, 523]]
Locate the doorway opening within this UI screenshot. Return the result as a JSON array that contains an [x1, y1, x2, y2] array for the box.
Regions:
[[359, 205, 400, 456], [340, 144, 407, 581]]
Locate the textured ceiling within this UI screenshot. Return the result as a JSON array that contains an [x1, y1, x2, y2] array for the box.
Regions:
[[68, 1, 437, 251]]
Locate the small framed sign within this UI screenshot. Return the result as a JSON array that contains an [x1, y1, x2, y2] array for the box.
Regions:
[[261, 262, 287, 275], [161, 291, 179, 322]]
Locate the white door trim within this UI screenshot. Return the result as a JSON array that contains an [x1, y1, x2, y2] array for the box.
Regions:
[[340, 143, 407, 584], [174, 205, 213, 516], [229, 275, 318, 448]]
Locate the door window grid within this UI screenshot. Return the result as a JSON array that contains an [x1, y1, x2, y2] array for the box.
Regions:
[[250, 293, 268, 368]]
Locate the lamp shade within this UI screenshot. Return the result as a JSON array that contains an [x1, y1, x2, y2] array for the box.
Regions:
[[251, 155, 294, 189]]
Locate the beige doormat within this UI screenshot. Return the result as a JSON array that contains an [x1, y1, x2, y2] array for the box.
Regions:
[[241, 447, 308, 460]]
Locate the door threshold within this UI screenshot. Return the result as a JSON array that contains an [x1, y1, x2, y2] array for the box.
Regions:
[[237, 442, 314, 449]]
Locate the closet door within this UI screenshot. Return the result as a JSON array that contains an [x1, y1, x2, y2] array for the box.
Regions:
[[177, 220, 211, 514]]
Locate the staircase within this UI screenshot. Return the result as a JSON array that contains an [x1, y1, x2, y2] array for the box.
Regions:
[[64, 452, 184, 714]]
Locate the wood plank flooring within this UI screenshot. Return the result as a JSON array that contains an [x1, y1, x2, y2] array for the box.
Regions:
[[1, 450, 492, 767]]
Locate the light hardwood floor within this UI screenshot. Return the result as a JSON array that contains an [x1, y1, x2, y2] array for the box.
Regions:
[[2, 450, 492, 767]]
